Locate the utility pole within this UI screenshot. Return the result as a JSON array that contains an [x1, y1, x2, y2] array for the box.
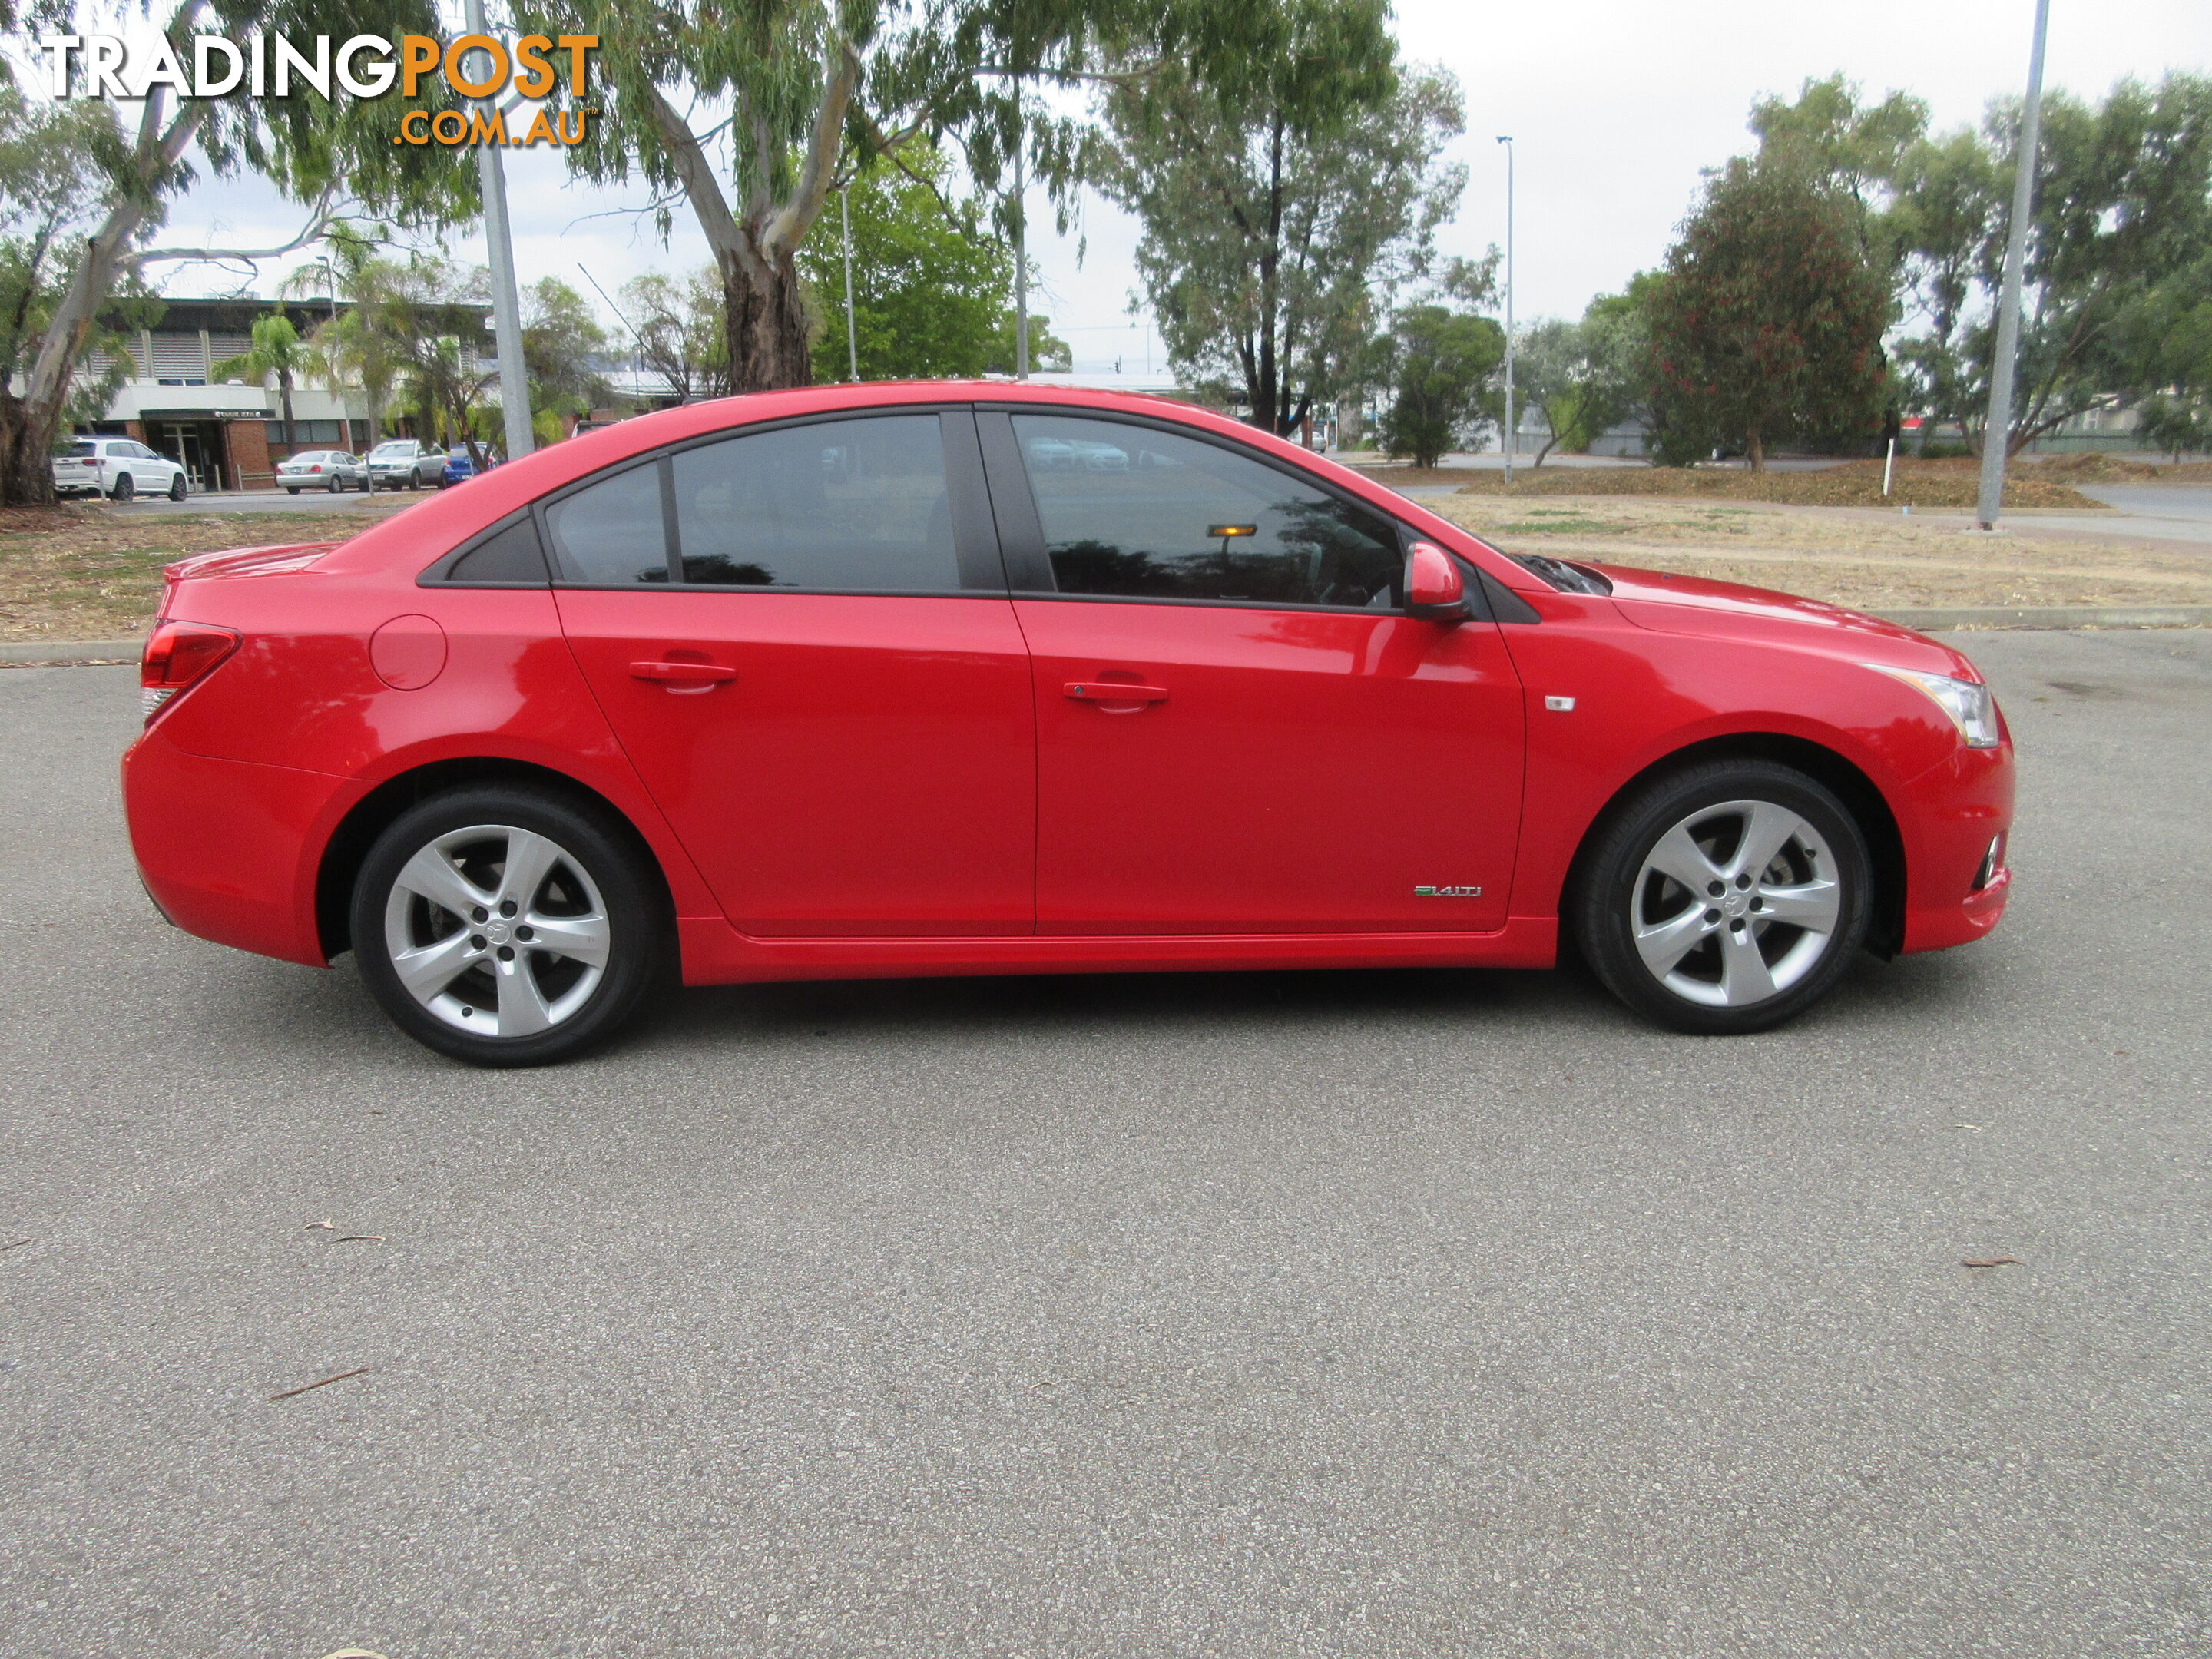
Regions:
[[840, 185, 859, 382], [1976, 0, 2051, 531], [1012, 79, 1029, 379], [465, 0, 533, 462], [1498, 135, 1515, 485]]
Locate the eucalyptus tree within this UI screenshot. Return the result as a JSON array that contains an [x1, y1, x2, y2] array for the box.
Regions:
[[618, 270, 730, 402], [1098, 0, 1464, 435], [519, 0, 1170, 392]]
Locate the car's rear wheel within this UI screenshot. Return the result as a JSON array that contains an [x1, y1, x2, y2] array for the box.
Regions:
[[1574, 759, 1870, 1035], [326, 473, 342, 492], [351, 787, 667, 1067], [110, 474, 134, 501], [167, 472, 187, 501]]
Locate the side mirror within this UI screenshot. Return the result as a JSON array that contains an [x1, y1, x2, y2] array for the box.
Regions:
[[1404, 541, 1474, 622]]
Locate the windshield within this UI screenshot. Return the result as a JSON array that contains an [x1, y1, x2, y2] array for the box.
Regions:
[[370, 442, 414, 458]]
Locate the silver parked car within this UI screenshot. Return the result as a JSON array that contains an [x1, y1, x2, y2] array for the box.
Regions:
[[276, 450, 369, 494], [52, 438, 189, 502], [365, 439, 443, 490]]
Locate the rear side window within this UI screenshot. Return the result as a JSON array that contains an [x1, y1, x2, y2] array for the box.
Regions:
[[669, 414, 959, 591], [543, 463, 668, 584], [445, 516, 549, 584], [1009, 414, 1403, 609]]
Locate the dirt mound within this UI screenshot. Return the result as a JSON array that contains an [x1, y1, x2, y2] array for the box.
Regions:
[[1452, 458, 2104, 510]]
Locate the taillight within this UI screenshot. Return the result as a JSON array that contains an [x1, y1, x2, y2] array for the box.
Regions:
[[309, 464, 323, 472], [141, 621, 241, 723]]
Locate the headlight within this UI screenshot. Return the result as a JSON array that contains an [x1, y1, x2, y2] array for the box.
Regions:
[[1866, 664, 2002, 747]]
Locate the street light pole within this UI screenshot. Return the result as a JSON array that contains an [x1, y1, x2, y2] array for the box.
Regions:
[[1497, 135, 1515, 485], [840, 185, 859, 382], [464, 0, 533, 463], [1975, 0, 2051, 531], [1012, 81, 1029, 381]]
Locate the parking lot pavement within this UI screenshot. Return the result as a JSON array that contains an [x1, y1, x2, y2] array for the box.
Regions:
[[3, 631, 2208, 1657]]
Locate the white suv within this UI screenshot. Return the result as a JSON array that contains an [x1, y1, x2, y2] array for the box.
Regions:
[[53, 438, 189, 502]]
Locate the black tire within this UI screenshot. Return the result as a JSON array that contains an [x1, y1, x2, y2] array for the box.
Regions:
[[285, 487, 300, 495], [350, 786, 670, 1067], [110, 474, 134, 501], [167, 472, 187, 501], [327, 473, 342, 493], [1572, 758, 1871, 1035]]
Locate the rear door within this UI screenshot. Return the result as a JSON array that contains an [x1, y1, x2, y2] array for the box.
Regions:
[[553, 408, 1038, 938], [981, 409, 1525, 935]]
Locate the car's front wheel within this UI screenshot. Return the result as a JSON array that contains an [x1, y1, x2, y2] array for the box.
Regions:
[[1574, 759, 1871, 1035], [167, 472, 187, 501], [351, 787, 668, 1066]]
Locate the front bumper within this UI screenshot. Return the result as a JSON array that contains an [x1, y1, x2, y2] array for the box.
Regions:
[[1897, 740, 2015, 954]]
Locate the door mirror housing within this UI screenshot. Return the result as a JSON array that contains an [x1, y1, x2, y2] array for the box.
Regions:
[[1404, 541, 1473, 622]]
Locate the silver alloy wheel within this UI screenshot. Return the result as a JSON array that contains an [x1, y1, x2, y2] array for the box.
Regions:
[[381, 823, 611, 1037], [1631, 799, 1843, 1008]]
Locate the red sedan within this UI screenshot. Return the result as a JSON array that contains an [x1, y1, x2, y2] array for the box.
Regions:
[[123, 385, 2013, 1065]]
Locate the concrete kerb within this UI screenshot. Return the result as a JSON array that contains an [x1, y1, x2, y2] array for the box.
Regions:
[[4, 607, 2210, 669], [0, 638, 143, 666]]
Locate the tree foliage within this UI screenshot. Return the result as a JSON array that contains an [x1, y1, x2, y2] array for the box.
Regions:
[[523, 277, 614, 439], [618, 269, 730, 404], [1379, 260, 1502, 468], [212, 314, 306, 450], [1511, 293, 1647, 466], [1754, 71, 2212, 455], [517, 0, 1171, 394], [1100, 1, 1463, 435], [798, 144, 1015, 382], [1644, 160, 1889, 469]]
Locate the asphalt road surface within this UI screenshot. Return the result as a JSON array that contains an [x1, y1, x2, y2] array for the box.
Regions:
[[3, 632, 2208, 1658]]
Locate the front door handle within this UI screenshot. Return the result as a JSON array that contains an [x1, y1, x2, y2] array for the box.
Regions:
[[630, 660, 737, 685], [1065, 681, 1167, 704]]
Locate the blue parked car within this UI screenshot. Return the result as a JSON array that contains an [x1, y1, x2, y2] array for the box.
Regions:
[[439, 449, 492, 488]]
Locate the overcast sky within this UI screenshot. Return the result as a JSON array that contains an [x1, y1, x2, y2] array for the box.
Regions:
[[107, 0, 2212, 374]]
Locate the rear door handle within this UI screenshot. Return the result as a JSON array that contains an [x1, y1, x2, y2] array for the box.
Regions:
[[629, 660, 737, 684], [1065, 681, 1167, 704]]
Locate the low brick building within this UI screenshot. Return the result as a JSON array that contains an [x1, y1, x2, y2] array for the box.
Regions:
[[78, 296, 492, 491]]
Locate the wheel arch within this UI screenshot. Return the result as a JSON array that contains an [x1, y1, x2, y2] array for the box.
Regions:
[[315, 756, 675, 961], [1561, 731, 1909, 959]]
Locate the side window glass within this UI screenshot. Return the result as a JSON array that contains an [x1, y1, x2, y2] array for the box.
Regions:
[[544, 462, 669, 584], [445, 515, 548, 584], [1010, 414, 1402, 609], [670, 414, 959, 591]]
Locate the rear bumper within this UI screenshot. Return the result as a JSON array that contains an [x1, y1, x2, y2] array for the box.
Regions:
[[121, 727, 343, 968]]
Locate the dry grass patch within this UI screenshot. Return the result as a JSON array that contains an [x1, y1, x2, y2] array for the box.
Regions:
[[1449, 457, 2105, 510], [1339, 464, 1487, 488], [0, 502, 399, 642], [1429, 496, 2212, 612]]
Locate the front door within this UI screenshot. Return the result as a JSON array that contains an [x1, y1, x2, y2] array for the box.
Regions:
[[555, 409, 1036, 938], [984, 411, 1525, 935]]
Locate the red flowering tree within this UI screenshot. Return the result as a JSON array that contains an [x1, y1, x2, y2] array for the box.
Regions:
[[1644, 160, 1889, 469]]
